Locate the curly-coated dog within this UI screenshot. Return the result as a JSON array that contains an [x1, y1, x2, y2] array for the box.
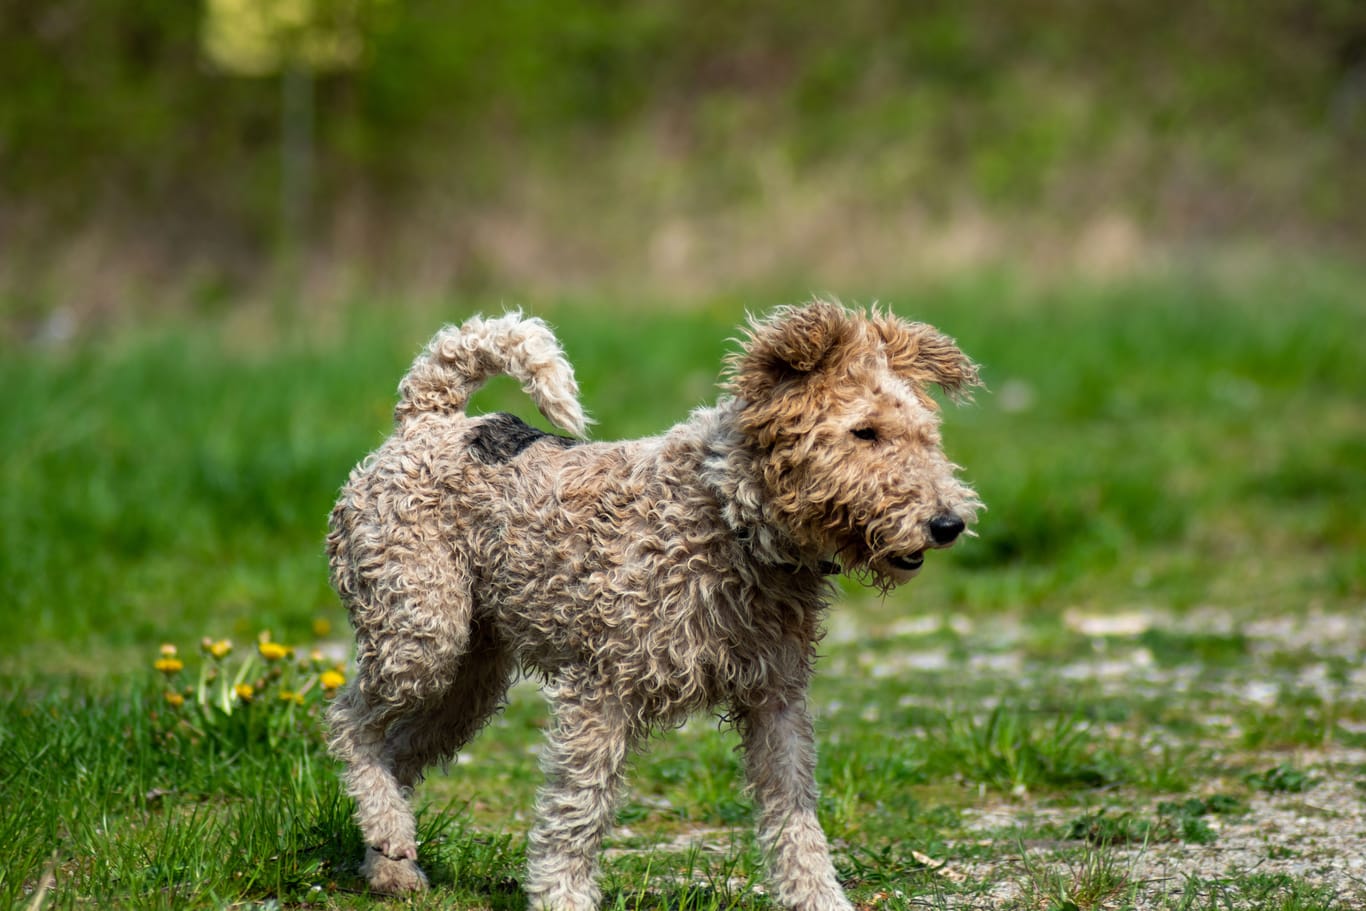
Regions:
[[326, 300, 981, 911]]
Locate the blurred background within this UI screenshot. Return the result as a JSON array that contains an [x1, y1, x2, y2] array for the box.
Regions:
[[1, 0, 1363, 668], [2, 0, 1363, 332]]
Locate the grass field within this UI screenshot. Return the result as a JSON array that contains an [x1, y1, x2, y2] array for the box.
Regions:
[[2, 266, 1364, 909]]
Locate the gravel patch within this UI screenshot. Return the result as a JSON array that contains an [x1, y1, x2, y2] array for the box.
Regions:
[[930, 756, 1366, 908]]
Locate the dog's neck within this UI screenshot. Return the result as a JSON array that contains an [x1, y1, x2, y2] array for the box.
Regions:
[[695, 398, 836, 575]]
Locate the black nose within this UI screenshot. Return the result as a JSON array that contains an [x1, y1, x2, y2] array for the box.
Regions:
[[928, 514, 965, 545]]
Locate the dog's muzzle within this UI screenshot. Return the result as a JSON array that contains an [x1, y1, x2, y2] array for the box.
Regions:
[[885, 514, 965, 572], [888, 551, 925, 572]]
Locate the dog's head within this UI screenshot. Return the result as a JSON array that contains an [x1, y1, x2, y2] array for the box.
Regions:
[[725, 299, 982, 588]]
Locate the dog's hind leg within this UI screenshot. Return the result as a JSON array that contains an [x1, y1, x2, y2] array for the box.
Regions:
[[327, 682, 432, 893], [340, 638, 515, 900], [326, 555, 476, 894], [325, 498, 485, 893], [524, 669, 640, 911], [386, 624, 518, 788], [738, 697, 853, 911]]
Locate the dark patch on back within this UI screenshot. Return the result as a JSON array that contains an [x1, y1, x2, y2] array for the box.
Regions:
[[467, 412, 579, 465]]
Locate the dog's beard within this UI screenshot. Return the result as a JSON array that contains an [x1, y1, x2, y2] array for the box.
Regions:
[[830, 535, 928, 593]]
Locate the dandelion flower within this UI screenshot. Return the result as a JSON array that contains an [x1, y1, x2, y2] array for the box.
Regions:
[[312, 617, 332, 637], [234, 683, 255, 702], [201, 638, 233, 659], [278, 690, 305, 705], [258, 641, 291, 661], [320, 670, 345, 691], [154, 657, 184, 675], [164, 691, 185, 707]]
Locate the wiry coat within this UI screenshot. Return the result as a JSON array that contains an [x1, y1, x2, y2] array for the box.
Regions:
[[326, 302, 981, 911]]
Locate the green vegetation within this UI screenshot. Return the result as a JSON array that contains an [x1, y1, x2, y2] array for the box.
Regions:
[[1245, 764, 1317, 795], [2, 270, 1364, 908], [1068, 795, 1248, 848]]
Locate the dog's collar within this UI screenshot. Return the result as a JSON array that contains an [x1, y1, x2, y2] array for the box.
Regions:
[[735, 526, 840, 576], [775, 559, 841, 577]]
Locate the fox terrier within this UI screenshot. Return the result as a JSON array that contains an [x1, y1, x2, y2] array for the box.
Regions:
[[326, 299, 981, 911]]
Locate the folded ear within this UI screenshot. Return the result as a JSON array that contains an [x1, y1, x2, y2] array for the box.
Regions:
[[726, 299, 857, 402], [874, 313, 981, 402]]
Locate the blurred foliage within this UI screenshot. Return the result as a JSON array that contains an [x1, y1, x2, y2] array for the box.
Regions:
[[1, 0, 1363, 297]]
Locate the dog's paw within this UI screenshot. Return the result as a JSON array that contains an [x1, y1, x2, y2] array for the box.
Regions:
[[362, 845, 429, 894], [374, 839, 418, 862]]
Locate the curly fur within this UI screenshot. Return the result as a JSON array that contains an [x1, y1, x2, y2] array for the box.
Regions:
[[326, 300, 982, 911]]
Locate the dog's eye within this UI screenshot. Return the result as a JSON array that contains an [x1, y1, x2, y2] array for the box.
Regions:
[[851, 427, 879, 441]]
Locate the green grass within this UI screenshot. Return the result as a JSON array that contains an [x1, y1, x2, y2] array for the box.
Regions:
[[2, 268, 1364, 909]]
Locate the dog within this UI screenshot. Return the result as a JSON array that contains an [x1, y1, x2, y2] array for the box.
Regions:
[[326, 300, 981, 911]]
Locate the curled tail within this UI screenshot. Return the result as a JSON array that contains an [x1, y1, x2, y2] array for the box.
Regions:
[[394, 311, 591, 437]]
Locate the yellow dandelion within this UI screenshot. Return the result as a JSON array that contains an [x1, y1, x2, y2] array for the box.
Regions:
[[319, 670, 345, 691], [234, 683, 255, 702], [154, 657, 184, 675], [309, 648, 325, 665], [201, 638, 233, 659], [258, 641, 291, 661], [312, 617, 332, 637], [159, 643, 178, 657], [278, 690, 305, 705], [164, 691, 185, 707]]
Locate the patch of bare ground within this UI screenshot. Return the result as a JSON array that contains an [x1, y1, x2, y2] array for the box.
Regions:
[[932, 754, 1366, 908]]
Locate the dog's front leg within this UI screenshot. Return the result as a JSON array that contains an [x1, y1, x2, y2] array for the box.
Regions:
[[739, 697, 853, 911], [525, 672, 636, 911]]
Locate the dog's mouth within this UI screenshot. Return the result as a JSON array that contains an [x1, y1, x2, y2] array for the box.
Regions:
[[887, 551, 925, 572]]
